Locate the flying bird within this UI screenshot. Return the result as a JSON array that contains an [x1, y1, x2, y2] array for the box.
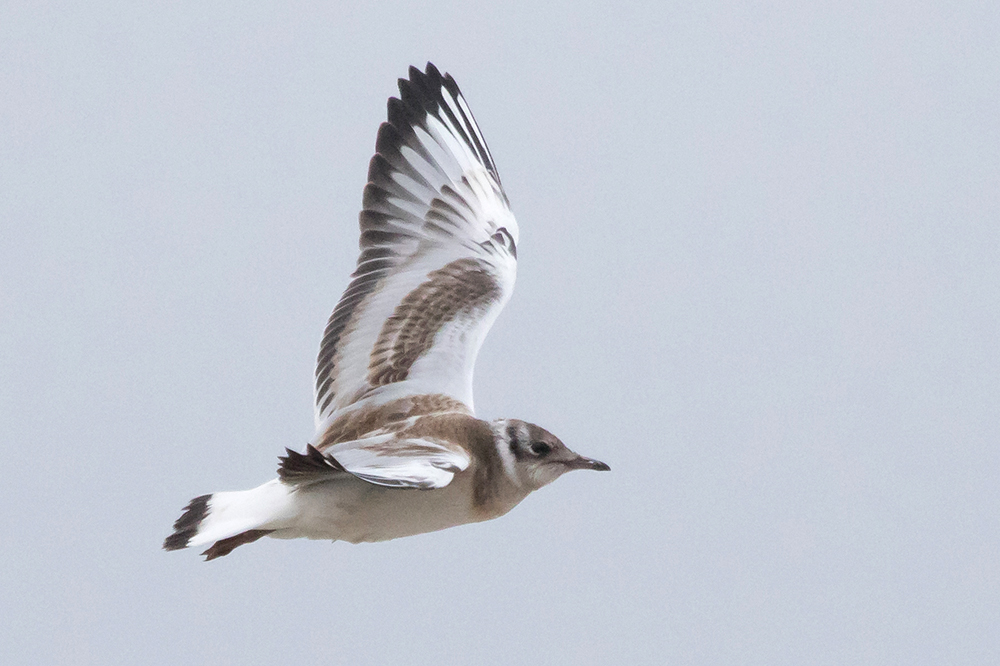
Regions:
[[164, 63, 609, 560]]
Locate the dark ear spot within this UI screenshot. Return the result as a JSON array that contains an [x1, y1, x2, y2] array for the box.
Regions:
[[506, 423, 519, 445], [508, 423, 526, 459]]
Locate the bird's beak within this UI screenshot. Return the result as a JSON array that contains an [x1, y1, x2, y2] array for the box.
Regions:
[[565, 455, 611, 472]]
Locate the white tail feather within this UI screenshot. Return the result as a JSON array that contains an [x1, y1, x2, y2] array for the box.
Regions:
[[187, 479, 296, 548]]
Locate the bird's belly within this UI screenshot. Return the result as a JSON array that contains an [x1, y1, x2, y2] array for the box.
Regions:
[[279, 475, 482, 544]]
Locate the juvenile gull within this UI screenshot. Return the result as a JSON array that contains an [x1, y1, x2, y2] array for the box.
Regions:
[[164, 63, 609, 560]]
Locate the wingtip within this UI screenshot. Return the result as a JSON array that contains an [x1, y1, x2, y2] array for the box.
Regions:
[[278, 444, 348, 482], [424, 62, 443, 85]]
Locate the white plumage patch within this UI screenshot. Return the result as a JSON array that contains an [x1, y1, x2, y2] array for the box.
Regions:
[[186, 480, 295, 548], [329, 435, 471, 489]]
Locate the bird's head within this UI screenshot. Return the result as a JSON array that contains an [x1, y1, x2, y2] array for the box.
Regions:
[[496, 419, 610, 490]]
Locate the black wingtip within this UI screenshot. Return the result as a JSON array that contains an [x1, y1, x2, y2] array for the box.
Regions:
[[277, 444, 347, 482], [395, 62, 503, 193], [398, 63, 446, 113], [163, 494, 211, 551]]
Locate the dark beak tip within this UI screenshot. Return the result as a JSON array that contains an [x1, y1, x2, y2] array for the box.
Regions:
[[578, 456, 610, 472], [565, 455, 610, 472]]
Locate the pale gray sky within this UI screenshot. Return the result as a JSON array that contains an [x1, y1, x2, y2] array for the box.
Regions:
[[2, 1, 998, 664]]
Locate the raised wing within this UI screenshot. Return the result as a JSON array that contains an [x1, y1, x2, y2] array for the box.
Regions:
[[314, 63, 518, 428]]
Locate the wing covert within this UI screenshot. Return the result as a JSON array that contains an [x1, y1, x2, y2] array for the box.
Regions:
[[330, 435, 471, 489], [278, 434, 470, 490]]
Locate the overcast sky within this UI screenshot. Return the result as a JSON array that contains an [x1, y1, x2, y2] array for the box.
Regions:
[[2, 1, 998, 664]]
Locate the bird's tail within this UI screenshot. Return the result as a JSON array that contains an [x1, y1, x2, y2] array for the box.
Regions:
[[163, 479, 295, 560]]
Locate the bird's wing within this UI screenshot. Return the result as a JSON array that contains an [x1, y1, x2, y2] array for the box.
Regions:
[[279, 434, 471, 490], [314, 63, 518, 430]]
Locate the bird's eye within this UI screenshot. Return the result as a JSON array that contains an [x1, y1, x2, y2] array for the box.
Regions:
[[530, 441, 552, 456]]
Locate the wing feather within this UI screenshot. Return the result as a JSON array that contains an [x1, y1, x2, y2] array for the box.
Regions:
[[279, 434, 471, 490], [314, 63, 518, 428], [331, 435, 471, 489]]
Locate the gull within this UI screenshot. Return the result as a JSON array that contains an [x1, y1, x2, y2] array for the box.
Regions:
[[164, 63, 609, 560]]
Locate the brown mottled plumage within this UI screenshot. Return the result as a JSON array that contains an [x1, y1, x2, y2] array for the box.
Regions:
[[314, 394, 471, 450], [368, 258, 501, 386]]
